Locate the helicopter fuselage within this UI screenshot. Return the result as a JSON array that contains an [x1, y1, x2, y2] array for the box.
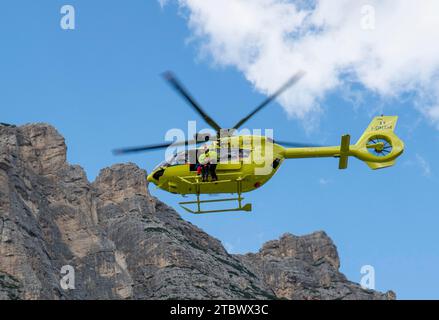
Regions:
[[114, 70, 405, 213], [147, 117, 405, 198], [147, 135, 285, 195]]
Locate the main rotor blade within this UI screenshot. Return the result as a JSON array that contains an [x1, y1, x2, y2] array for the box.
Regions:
[[275, 140, 322, 148], [232, 71, 305, 130], [163, 71, 222, 132], [113, 139, 202, 155]]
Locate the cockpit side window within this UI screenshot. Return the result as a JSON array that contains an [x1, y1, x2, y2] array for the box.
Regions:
[[154, 151, 188, 170], [219, 148, 251, 163], [240, 149, 251, 159], [173, 152, 187, 165]]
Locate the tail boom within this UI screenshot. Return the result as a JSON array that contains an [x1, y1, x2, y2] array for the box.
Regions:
[[280, 116, 404, 170]]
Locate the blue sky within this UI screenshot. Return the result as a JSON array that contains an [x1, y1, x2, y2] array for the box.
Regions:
[[1, 0, 439, 299]]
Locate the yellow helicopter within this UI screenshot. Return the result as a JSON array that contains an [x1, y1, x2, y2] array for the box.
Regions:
[[114, 71, 404, 214]]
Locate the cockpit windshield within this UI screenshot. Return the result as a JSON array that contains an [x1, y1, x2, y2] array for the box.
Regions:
[[154, 148, 251, 171], [153, 151, 187, 171], [153, 148, 252, 171]]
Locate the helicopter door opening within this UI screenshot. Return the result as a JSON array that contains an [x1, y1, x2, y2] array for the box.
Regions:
[[188, 149, 199, 171], [217, 148, 250, 171], [186, 148, 251, 171]]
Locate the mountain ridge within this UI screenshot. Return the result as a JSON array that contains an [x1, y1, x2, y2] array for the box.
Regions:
[[0, 123, 395, 300]]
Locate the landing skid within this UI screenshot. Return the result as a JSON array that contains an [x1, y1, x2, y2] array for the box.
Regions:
[[178, 179, 252, 214]]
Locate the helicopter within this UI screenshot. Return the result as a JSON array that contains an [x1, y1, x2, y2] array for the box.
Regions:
[[114, 71, 405, 214]]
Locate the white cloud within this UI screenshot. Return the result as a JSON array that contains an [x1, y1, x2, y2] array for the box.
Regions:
[[319, 178, 330, 185], [415, 153, 432, 177], [158, 0, 169, 8], [163, 0, 439, 127], [424, 105, 439, 129]]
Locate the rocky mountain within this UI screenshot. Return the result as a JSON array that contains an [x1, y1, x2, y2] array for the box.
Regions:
[[0, 123, 395, 300]]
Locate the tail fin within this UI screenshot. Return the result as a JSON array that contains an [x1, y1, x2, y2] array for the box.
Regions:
[[357, 115, 399, 142], [354, 116, 404, 170]]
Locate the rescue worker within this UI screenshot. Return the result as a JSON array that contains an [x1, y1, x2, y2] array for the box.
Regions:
[[198, 145, 218, 182]]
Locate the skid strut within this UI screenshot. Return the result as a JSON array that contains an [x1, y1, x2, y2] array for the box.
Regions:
[[179, 179, 252, 214]]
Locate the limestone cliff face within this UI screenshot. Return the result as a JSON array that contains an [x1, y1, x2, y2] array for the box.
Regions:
[[0, 123, 395, 300]]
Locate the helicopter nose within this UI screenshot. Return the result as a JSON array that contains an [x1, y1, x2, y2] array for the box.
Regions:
[[147, 168, 165, 184]]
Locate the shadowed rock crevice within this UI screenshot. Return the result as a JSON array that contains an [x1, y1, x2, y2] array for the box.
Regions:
[[0, 123, 395, 300]]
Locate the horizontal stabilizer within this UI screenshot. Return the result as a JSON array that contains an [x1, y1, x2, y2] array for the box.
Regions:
[[365, 160, 396, 170], [338, 134, 351, 169]]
